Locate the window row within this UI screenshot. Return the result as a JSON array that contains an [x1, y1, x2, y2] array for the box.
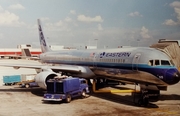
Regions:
[[43, 56, 126, 63]]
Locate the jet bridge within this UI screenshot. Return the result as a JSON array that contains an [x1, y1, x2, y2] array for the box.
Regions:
[[21, 48, 31, 57]]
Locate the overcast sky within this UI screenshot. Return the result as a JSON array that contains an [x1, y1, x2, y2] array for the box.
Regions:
[[0, 0, 180, 48]]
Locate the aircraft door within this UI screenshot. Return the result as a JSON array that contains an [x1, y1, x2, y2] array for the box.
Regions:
[[132, 53, 141, 70], [93, 53, 98, 67]]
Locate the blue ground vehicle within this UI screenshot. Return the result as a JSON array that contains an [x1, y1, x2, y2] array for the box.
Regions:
[[43, 77, 89, 103], [18, 81, 39, 88]]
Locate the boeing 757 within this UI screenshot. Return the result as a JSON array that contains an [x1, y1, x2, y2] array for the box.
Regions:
[[0, 19, 179, 106]]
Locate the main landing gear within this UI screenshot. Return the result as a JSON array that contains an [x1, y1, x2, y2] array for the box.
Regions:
[[137, 90, 149, 107], [134, 89, 160, 107], [89, 79, 160, 107]]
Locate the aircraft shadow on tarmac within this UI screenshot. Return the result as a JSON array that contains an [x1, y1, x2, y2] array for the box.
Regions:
[[90, 92, 157, 108], [112, 86, 180, 101], [90, 91, 180, 108], [159, 94, 180, 101], [0, 86, 45, 97]]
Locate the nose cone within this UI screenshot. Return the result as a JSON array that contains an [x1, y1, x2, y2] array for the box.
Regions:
[[165, 69, 180, 85], [173, 71, 180, 84]]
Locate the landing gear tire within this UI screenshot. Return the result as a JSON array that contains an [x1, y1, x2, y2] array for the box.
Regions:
[[138, 99, 143, 107], [65, 94, 72, 103], [137, 89, 149, 107], [143, 98, 149, 106], [138, 92, 149, 107], [81, 90, 86, 99], [138, 98, 149, 107]]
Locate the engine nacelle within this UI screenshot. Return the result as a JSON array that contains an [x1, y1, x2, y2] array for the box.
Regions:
[[34, 69, 58, 89], [72, 66, 95, 78]]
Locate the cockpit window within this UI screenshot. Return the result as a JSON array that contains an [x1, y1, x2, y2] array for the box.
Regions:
[[148, 59, 172, 66], [155, 60, 160, 65], [148, 60, 153, 66], [170, 60, 175, 66], [161, 60, 170, 65]]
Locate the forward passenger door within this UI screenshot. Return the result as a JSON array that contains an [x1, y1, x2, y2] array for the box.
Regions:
[[132, 53, 141, 70]]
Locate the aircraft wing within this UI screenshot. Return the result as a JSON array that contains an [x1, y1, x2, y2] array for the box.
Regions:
[[0, 63, 81, 74]]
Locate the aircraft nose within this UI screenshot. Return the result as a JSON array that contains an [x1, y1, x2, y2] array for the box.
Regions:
[[165, 69, 180, 85], [173, 71, 180, 83]]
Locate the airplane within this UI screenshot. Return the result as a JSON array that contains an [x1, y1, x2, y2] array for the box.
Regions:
[[0, 19, 179, 106]]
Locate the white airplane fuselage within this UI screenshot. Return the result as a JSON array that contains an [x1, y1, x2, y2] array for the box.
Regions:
[[39, 47, 180, 86]]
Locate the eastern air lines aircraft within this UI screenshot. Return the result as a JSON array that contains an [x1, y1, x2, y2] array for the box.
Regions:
[[1, 19, 180, 106]]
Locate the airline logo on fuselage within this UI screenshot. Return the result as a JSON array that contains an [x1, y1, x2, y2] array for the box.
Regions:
[[100, 52, 131, 58]]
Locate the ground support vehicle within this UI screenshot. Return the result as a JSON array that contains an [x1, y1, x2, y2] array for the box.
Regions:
[[17, 80, 39, 88], [3, 75, 21, 85], [43, 77, 89, 103]]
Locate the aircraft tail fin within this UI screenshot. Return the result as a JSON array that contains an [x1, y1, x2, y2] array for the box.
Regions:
[[37, 19, 51, 53]]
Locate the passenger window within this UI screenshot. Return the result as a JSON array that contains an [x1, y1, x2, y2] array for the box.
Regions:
[[161, 60, 170, 65], [155, 60, 160, 65]]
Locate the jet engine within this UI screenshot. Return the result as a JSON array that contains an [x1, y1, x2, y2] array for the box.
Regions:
[[34, 68, 58, 89]]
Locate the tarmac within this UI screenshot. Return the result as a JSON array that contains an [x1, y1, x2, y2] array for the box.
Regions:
[[0, 83, 179, 116]]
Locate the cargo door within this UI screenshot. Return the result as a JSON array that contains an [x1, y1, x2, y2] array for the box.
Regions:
[[132, 53, 141, 70]]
